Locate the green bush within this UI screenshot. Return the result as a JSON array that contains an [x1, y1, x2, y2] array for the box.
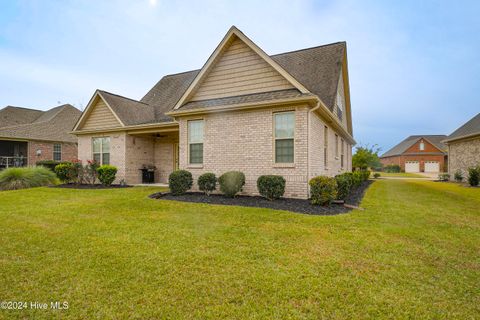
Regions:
[[257, 175, 286, 200], [54, 162, 77, 183], [335, 173, 353, 200], [373, 172, 381, 179], [82, 160, 99, 185], [360, 170, 371, 181], [198, 172, 216, 196], [352, 171, 363, 187], [384, 164, 401, 173], [218, 171, 245, 197], [309, 176, 338, 206], [97, 165, 118, 186], [169, 170, 193, 195], [36, 160, 67, 172], [467, 166, 479, 186], [454, 170, 463, 182], [0, 167, 58, 191]]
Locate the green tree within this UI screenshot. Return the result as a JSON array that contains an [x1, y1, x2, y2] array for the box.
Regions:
[[352, 144, 381, 170]]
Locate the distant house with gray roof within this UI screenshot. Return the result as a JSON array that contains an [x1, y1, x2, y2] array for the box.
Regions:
[[0, 104, 81, 169], [380, 135, 448, 173], [71, 26, 355, 198], [443, 113, 480, 178]]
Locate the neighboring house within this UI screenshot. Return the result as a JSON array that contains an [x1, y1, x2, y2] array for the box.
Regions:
[[443, 113, 480, 178], [380, 135, 447, 173], [72, 26, 354, 198], [0, 104, 81, 169]]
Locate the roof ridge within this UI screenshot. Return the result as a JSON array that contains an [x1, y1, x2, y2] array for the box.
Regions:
[[163, 69, 201, 78], [270, 41, 346, 57], [98, 90, 151, 106], [2, 105, 44, 112]]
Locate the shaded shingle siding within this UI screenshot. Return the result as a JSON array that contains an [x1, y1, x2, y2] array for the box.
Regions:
[[80, 98, 122, 130]]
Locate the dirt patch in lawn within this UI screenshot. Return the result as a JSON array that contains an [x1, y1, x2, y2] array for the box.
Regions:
[[149, 181, 373, 215], [52, 184, 133, 189]]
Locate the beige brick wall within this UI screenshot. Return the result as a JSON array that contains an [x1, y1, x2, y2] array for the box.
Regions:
[[125, 135, 155, 184], [448, 137, 480, 178], [178, 105, 309, 198], [77, 132, 127, 183], [154, 134, 178, 183]]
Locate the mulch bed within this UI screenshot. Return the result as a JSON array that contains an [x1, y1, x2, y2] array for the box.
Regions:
[[149, 180, 373, 215], [52, 184, 133, 189]]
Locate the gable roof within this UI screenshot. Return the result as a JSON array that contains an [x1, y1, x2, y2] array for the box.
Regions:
[[74, 27, 348, 131], [444, 113, 480, 143], [172, 26, 310, 110], [0, 104, 81, 143], [381, 135, 448, 158], [0, 106, 44, 128]]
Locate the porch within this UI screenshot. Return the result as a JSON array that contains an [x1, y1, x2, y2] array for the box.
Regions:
[[0, 140, 28, 169]]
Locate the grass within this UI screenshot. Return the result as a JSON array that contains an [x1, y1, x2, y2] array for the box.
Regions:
[[0, 180, 479, 319], [373, 171, 427, 178]]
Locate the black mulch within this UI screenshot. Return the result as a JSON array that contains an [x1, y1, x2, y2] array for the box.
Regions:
[[52, 184, 133, 189], [149, 180, 374, 215]]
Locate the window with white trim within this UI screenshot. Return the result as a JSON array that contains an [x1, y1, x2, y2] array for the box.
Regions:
[[53, 143, 62, 161], [335, 134, 339, 158], [92, 137, 110, 165], [419, 141, 425, 151], [324, 126, 328, 167], [274, 112, 295, 163], [341, 139, 345, 168], [188, 120, 204, 164]]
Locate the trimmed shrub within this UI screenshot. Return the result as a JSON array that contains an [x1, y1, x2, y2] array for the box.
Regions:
[[361, 170, 371, 181], [335, 173, 353, 200], [373, 172, 381, 179], [352, 171, 363, 187], [198, 172, 216, 196], [438, 173, 450, 181], [54, 162, 77, 183], [0, 167, 58, 191], [97, 165, 118, 186], [169, 170, 193, 195], [36, 160, 66, 172], [257, 175, 286, 200], [218, 171, 245, 197], [384, 164, 401, 173], [467, 166, 480, 186], [309, 176, 338, 206], [454, 170, 463, 182]]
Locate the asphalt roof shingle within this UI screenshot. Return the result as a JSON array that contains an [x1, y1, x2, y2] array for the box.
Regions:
[[0, 106, 44, 128], [381, 135, 448, 158], [0, 104, 81, 143], [445, 113, 480, 142]]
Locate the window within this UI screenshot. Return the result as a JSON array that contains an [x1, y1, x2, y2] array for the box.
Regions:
[[324, 126, 328, 167], [92, 137, 110, 165], [53, 143, 62, 161], [419, 141, 425, 151], [341, 139, 345, 168], [188, 120, 204, 164], [274, 112, 295, 163], [335, 134, 339, 158]]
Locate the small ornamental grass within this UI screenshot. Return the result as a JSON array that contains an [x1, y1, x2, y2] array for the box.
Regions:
[[257, 175, 286, 200], [97, 165, 118, 186], [218, 171, 245, 197], [198, 172, 216, 196], [0, 166, 58, 191], [169, 170, 193, 195], [309, 176, 338, 206]]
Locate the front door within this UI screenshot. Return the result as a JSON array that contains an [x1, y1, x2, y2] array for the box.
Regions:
[[173, 143, 179, 170]]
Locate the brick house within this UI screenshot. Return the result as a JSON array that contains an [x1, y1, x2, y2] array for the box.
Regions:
[[380, 135, 447, 173], [72, 26, 355, 198], [0, 104, 81, 169], [443, 113, 480, 178]]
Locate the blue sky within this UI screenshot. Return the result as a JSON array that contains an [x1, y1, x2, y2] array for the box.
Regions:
[[1, 0, 479, 153]]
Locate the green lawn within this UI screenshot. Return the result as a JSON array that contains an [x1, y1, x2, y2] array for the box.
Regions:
[[0, 181, 479, 319], [373, 171, 428, 178]]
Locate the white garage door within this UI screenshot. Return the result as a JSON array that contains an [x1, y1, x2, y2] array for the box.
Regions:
[[405, 161, 420, 172], [425, 161, 440, 173]]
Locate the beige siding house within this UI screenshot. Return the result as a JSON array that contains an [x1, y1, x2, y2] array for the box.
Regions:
[[72, 26, 355, 198], [444, 113, 480, 178]]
